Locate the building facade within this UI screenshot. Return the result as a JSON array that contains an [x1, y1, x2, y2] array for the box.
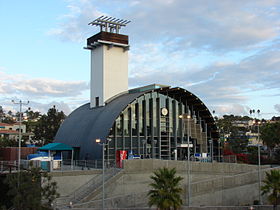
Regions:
[[54, 16, 219, 161], [0, 122, 28, 140], [55, 84, 219, 161]]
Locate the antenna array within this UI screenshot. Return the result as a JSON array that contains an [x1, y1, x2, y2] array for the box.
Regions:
[[88, 16, 130, 34]]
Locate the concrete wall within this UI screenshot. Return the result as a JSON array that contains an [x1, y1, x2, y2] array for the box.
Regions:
[[51, 170, 101, 196], [55, 160, 276, 209], [122, 159, 266, 174]]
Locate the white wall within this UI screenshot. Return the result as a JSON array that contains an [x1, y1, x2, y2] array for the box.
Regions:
[[90, 46, 104, 108], [90, 45, 128, 108]]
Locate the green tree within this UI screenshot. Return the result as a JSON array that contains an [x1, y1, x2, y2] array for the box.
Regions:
[[25, 108, 41, 121], [148, 167, 183, 210], [34, 106, 66, 144], [1, 113, 16, 124], [261, 170, 280, 209], [217, 115, 253, 135], [0, 137, 18, 148], [260, 122, 280, 157], [4, 166, 59, 210], [227, 128, 249, 154]]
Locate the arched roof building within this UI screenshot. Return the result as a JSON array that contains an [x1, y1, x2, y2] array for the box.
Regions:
[[55, 84, 219, 161], [55, 17, 220, 162]]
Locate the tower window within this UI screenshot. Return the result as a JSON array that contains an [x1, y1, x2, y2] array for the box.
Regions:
[[95, 97, 99, 107]]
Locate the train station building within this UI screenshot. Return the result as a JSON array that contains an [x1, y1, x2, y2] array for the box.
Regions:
[[55, 17, 219, 162]]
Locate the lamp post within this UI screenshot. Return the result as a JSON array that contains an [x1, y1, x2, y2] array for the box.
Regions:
[[257, 121, 262, 205], [179, 113, 191, 206], [12, 100, 29, 172], [96, 138, 111, 210], [213, 110, 221, 162], [250, 109, 262, 204]]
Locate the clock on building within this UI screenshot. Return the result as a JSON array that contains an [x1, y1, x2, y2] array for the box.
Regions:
[[161, 108, 168, 116]]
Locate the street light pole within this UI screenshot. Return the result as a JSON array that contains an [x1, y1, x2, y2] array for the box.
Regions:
[[96, 138, 106, 210], [179, 113, 191, 206], [187, 115, 191, 206], [12, 100, 29, 172], [250, 109, 262, 204], [257, 121, 262, 205], [96, 138, 112, 210], [101, 139, 105, 210]]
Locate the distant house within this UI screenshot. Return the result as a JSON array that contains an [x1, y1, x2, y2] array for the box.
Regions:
[[271, 116, 280, 122], [231, 120, 249, 128], [0, 122, 32, 140]]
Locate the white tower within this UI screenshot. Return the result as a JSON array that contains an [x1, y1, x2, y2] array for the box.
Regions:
[[85, 16, 130, 108]]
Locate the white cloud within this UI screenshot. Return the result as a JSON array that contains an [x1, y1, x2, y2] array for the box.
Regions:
[[49, 0, 280, 51], [44, 0, 280, 117], [210, 104, 251, 117], [129, 42, 280, 115], [30, 101, 72, 115], [275, 104, 280, 113], [0, 70, 89, 115], [0, 70, 88, 97], [47, 0, 104, 42], [3, 100, 73, 116]]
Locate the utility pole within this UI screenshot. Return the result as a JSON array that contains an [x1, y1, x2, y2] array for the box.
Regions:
[[12, 100, 29, 172]]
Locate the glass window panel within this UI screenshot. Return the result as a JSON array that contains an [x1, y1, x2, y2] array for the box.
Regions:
[[116, 116, 122, 136], [138, 97, 144, 136]]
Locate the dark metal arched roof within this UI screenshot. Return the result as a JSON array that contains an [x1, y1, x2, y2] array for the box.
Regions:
[[54, 91, 145, 159], [55, 86, 219, 159]]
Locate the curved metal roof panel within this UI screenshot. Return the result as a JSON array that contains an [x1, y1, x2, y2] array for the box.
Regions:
[[54, 91, 145, 159]]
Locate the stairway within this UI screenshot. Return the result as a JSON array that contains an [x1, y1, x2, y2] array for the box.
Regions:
[[55, 167, 122, 209]]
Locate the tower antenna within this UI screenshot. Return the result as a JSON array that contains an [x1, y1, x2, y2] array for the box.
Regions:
[[88, 16, 131, 34]]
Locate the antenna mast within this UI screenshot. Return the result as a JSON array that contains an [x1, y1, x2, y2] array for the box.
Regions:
[[88, 16, 131, 34]]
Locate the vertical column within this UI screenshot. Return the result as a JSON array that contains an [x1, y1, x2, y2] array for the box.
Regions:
[[143, 99, 147, 157], [128, 107, 132, 152], [150, 97, 155, 158], [166, 98, 171, 160], [121, 114, 125, 150], [136, 103, 140, 155], [114, 123, 117, 162], [179, 102, 183, 143], [173, 100, 177, 160], [156, 97, 161, 159]]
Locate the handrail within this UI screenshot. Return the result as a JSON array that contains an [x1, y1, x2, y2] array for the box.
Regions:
[[56, 167, 122, 207]]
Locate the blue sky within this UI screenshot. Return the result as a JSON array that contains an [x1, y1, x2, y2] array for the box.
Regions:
[[0, 0, 279, 119]]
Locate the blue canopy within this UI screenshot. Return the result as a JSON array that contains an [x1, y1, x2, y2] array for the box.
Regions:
[[38, 142, 73, 151]]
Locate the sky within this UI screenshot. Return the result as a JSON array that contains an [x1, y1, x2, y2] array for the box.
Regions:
[[0, 0, 279, 119]]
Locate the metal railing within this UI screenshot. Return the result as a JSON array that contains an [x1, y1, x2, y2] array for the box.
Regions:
[[56, 166, 122, 208], [1, 159, 118, 172], [190, 155, 237, 163], [0, 161, 18, 173]]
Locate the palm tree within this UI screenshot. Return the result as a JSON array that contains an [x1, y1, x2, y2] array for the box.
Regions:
[[261, 170, 280, 209], [148, 167, 183, 210]]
